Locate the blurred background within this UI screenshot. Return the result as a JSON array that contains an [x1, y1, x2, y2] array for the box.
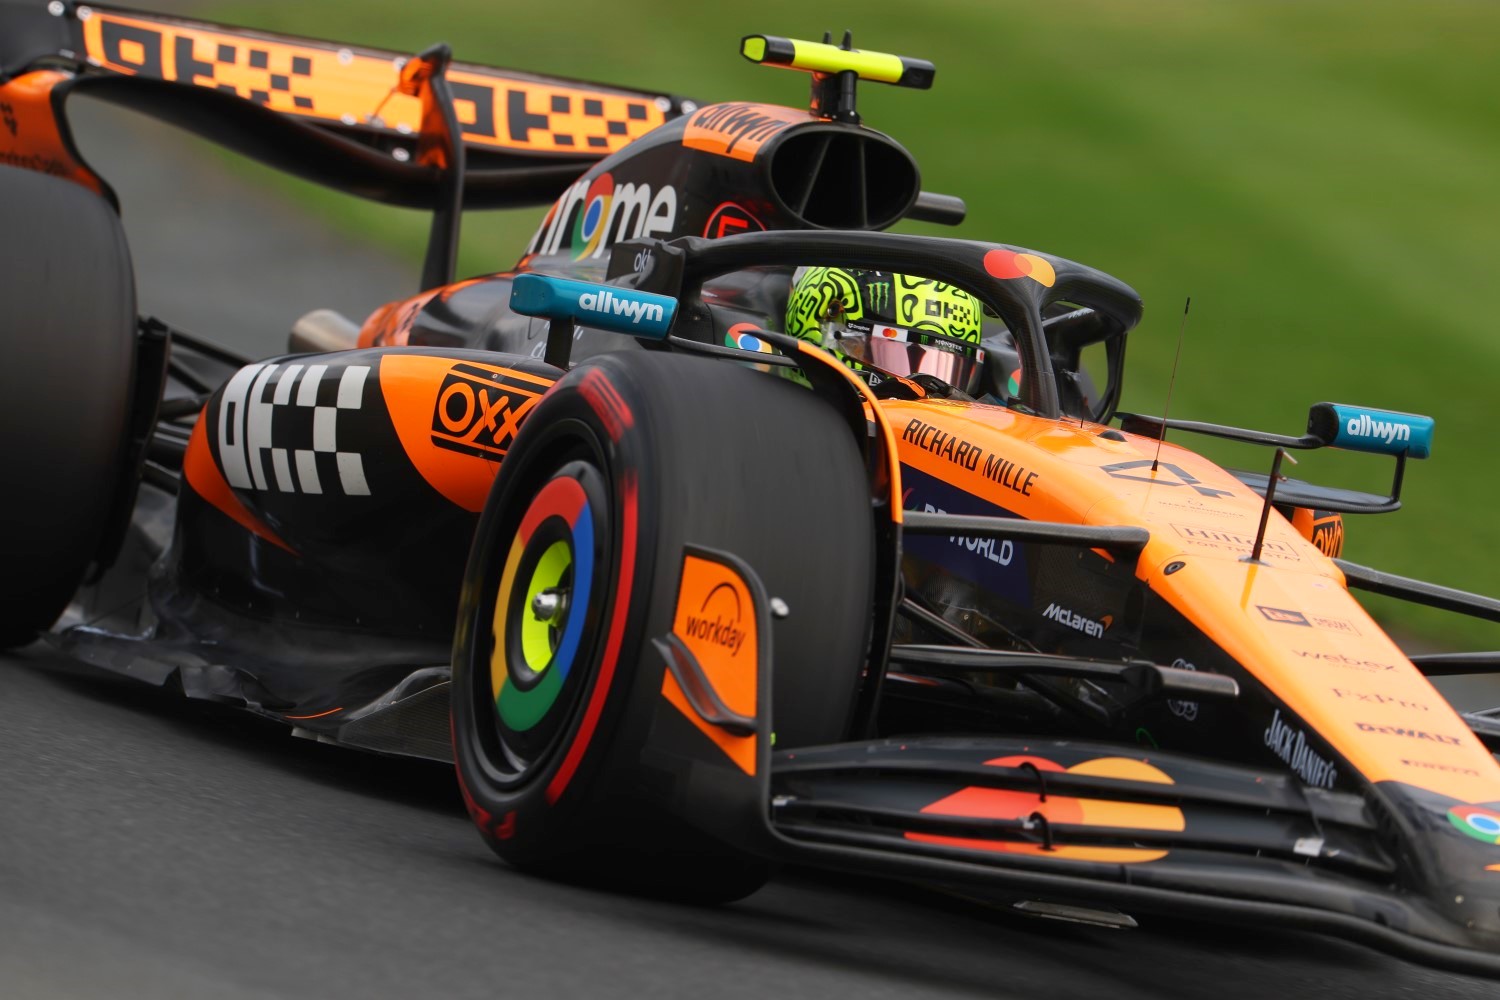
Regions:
[[137, 0, 1500, 647]]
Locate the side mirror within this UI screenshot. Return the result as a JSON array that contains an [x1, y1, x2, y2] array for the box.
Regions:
[[511, 274, 677, 368], [1307, 403, 1433, 459]]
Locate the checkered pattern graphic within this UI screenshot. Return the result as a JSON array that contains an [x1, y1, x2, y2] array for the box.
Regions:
[[218, 362, 371, 496], [500, 86, 656, 150], [207, 41, 315, 108], [85, 12, 669, 154], [925, 297, 976, 330]]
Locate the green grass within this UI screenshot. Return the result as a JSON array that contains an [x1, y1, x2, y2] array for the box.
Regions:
[[214, 0, 1500, 645]]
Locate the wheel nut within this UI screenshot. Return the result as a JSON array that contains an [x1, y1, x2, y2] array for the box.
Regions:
[[531, 588, 569, 624]]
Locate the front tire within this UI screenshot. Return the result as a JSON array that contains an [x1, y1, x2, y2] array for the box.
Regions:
[[451, 350, 874, 902]]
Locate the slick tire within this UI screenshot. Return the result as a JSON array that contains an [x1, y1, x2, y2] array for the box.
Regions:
[[0, 166, 137, 648], [452, 350, 873, 903]]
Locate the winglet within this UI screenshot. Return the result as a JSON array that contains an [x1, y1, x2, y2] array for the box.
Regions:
[[510, 274, 676, 341], [1308, 403, 1434, 459]]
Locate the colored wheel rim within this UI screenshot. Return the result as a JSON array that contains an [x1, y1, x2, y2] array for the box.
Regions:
[[486, 461, 605, 780]]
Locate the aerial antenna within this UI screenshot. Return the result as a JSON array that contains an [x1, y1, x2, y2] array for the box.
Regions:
[[1151, 296, 1191, 473], [1246, 448, 1298, 563]]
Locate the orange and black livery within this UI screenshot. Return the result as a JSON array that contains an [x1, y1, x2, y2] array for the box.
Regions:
[[3, 3, 1499, 977]]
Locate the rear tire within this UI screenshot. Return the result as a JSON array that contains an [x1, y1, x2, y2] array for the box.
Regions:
[[0, 166, 137, 647], [451, 350, 874, 902]]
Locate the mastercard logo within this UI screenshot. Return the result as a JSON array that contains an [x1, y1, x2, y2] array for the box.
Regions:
[[1450, 805, 1500, 845], [908, 754, 1183, 864], [983, 249, 1057, 288]]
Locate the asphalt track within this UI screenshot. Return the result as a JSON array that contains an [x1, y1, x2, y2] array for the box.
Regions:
[[2, 97, 1497, 1000]]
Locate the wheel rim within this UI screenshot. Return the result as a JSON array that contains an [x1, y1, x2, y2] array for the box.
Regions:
[[485, 461, 604, 780]]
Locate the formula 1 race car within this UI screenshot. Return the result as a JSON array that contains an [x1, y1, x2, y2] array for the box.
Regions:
[[4, 2, 1500, 978]]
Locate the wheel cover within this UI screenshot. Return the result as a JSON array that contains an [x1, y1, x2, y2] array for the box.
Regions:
[[519, 540, 572, 673], [489, 470, 598, 770]]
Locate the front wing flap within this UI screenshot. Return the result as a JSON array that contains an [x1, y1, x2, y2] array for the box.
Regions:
[[761, 737, 1500, 979], [632, 542, 1500, 978]]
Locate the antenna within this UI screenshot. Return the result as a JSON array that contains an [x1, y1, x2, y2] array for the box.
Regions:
[[1151, 296, 1191, 473], [1246, 448, 1298, 563]]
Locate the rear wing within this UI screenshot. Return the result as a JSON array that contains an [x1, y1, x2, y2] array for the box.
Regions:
[[0, 2, 691, 213]]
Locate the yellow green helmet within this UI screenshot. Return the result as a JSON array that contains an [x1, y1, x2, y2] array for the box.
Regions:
[[784, 268, 986, 393]]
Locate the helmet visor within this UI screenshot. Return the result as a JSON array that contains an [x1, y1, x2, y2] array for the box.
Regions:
[[838, 327, 986, 395]]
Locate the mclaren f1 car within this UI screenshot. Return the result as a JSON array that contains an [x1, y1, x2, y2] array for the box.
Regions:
[[3, 2, 1500, 978]]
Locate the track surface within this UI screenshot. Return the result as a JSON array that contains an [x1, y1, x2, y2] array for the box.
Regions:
[[2, 97, 1496, 1000]]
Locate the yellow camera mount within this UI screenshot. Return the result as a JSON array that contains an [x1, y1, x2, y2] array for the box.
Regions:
[[740, 32, 935, 123]]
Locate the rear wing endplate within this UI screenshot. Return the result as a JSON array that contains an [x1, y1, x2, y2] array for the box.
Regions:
[[0, 2, 691, 211]]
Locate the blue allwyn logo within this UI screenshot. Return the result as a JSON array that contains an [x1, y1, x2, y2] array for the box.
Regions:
[[578, 289, 664, 326], [1344, 412, 1410, 446], [510, 274, 676, 340], [1318, 403, 1433, 458]]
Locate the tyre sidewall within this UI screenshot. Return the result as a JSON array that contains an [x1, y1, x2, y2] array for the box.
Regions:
[[451, 374, 664, 865], [0, 166, 136, 639], [452, 351, 874, 872]]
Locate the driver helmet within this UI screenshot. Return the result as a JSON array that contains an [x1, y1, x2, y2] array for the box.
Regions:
[[784, 268, 986, 394]]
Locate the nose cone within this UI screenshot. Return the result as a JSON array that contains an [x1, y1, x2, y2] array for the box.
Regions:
[[1381, 784, 1500, 948]]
